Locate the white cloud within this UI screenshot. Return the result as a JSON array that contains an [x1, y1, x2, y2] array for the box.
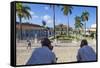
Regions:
[[32, 15, 39, 19], [28, 11, 39, 19], [29, 11, 35, 15], [43, 15, 50, 20], [42, 15, 53, 24]]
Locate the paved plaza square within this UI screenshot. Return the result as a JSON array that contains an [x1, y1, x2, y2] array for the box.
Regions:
[[16, 39, 96, 65]]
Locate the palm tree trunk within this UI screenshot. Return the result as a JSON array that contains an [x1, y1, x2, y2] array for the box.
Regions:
[[84, 22, 86, 36], [61, 27, 63, 35], [67, 14, 69, 36], [19, 16, 23, 40], [75, 29, 77, 41], [53, 6, 56, 39]]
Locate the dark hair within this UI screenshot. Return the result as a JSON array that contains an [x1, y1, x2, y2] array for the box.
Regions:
[[41, 38, 51, 47], [80, 39, 88, 48]]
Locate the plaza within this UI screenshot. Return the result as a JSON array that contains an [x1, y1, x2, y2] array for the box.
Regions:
[[16, 3, 97, 65], [16, 39, 96, 65]]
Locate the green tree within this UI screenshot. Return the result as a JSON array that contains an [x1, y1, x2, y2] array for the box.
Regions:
[[74, 16, 83, 40], [16, 3, 32, 40], [81, 10, 89, 36], [75, 16, 83, 33], [61, 6, 73, 36], [42, 20, 46, 28], [42, 20, 48, 37], [59, 24, 64, 35]]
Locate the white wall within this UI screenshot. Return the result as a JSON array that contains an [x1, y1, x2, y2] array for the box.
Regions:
[[0, 0, 99, 68]]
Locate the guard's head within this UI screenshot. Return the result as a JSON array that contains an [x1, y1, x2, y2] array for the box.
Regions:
[[80, 39, 88, 48], [41, 38, 51, 47], [41, 38, 53, 50]]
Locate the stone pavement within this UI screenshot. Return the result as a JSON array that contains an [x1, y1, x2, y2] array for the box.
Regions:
[[16, 39, 96, 65]]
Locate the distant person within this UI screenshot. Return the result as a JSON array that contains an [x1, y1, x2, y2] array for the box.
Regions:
[[27, 40, 31, 49], [26, 38, 57, 65], [77, 39, 96, 62]]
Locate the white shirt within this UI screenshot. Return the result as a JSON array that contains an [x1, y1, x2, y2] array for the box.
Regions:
[[26, 46, 56, 65], [77, 45, 96, 61]]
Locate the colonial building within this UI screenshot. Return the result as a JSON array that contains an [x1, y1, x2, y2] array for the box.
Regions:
[[89, 23, 96, 32], [55, 24, 72, 35], [16, 22, 53, 40], [85, 23, 96, 38]]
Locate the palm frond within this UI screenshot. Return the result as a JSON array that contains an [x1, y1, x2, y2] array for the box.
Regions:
[[16, 3, 32, 20], [61, 6, 73, 16], [81, 11, 89, 22]]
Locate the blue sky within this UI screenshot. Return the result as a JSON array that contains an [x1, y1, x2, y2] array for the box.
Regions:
[[16, 3, 97, 29]]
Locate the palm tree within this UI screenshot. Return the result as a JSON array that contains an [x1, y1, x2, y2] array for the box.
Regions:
[[75, 16, 83, 33], [49, 5, 56, 39], [74, 16, 83, 40], [81, 10, 89, 36], [61, 6, 73, 36], [16, 3, 32, 40]]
